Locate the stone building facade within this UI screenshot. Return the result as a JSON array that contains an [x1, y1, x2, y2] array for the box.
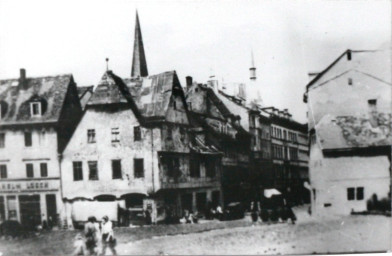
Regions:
[[0, 69, 82, 228], [262, 107, 309, 204], [304, 47, 391, 216], [185, 80, 251, 206], [61, 70, 222, 226]]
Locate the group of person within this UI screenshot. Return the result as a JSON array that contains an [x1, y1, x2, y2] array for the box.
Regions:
[[250, 200, 297, 224], [207, 205, 224, 220], [180, 209, 199, 224], [73, 216, 117, 256]]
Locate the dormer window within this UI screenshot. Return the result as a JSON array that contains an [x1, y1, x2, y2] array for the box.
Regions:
[[30, 102, 42, 117]]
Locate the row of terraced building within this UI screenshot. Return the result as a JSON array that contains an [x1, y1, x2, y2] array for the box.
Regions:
[[0, 12, 308, 229]]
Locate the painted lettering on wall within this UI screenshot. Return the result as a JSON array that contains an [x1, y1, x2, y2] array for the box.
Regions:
[[0, 181, 50, 192]]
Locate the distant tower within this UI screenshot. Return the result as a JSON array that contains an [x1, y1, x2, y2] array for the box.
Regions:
[[131, 11, 149, 78], [248, 50, 263, 106], [250, 50, 256, 81]]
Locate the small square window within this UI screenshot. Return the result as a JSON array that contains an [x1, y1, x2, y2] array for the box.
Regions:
[[30, 102, 41, 117], [40, 163, 48, 177], [347, 187, 355, 201], [0, 165, 7, 179], [190, 158, 200, 178], [134, 159, 144, 178], [0, 133, 5, 148], [356, 187, 364, 200], [167, 157, 180, 178], [134, 126, 141, 141], [73, 161, 83, 181], [205, 157, 216, 178], [88, 161, 98, 180], [26, 164, 34, 178], [24, 132, 32, 147], [87, 129, 96, 143], [348, 78, 353, 85], [368, 99, 377, 106], [111, 128, 120, 143], [167, 127, 172, 140]]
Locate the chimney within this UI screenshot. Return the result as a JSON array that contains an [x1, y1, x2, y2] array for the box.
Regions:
[[347, 50, 352, 61], [19, 68, 27, 89], [186, 76, 193, 88]]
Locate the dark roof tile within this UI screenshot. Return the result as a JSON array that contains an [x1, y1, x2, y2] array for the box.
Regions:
[[0, 74, 73, 125]]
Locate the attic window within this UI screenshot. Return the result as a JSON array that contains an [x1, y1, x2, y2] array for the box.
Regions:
[[348, 78, 353, 85], [30, 102, 41, 117]]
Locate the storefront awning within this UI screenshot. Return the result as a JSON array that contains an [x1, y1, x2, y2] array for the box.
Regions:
[[264, 189, 281, 198], [64, 189, 148, 201]]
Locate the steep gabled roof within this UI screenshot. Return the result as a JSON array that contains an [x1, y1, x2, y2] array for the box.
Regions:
[[87, 70, 143, 120], [88, 71, 131, 105], [89, 70, 187, 124], [185, 83, 233, 118], [304, 48, 391, 102], [216, 90, 250, 131], [125, 70, 186, 120], [0, 74, 74, 126], [305, 50, 349, 91], [186, 83, 251, 140]]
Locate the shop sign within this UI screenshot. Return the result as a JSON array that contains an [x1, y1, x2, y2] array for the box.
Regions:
[[0, 180, 57, 192]]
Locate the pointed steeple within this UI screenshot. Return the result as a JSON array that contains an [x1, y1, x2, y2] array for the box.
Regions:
[[131, 10, 148, 78]]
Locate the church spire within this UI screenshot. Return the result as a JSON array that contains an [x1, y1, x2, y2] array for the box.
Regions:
[[131, 10, 148, 78], [250, 49, 256, 81]]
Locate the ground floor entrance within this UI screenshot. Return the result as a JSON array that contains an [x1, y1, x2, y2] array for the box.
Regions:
[[0, 192, 60, 229], [160, 187, 223, 220], [19, 195, 41, 229]]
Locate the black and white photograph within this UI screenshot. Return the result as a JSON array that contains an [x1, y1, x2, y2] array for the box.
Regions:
[[0, 0, 390, 255]]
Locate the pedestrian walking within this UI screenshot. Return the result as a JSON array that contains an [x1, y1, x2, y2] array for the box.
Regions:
[[216, 205, 223, 221], [73, 233, 87, 256], [286, 205, 297, 224], [250, 201, 259, 224], [84, 216, 99, 255], [101, 216, 117, 256]]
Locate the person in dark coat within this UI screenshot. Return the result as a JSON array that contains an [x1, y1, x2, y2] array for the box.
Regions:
[[286, 205, 296, 224], [250, 201, 259, 224], [84, 216, 99, 255], [144, 209, 152, 225]]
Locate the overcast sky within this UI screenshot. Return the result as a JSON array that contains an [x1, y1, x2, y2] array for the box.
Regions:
[[0, 0, 390, 122]]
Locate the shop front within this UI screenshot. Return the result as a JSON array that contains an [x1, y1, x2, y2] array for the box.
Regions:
[[0, 179, 61, 229]]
